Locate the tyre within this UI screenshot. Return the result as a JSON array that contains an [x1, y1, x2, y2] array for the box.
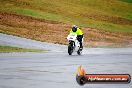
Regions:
[[77, 49, 82, 55], [68, 45, 73, 55]]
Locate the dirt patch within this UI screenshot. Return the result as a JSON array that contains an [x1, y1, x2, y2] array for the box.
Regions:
[[0, 12, 132, 47], [82, 14, 132, 25], [83, 28, 132, 47]]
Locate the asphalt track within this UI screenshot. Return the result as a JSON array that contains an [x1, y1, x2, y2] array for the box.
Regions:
[[0, 33, 132, 88]]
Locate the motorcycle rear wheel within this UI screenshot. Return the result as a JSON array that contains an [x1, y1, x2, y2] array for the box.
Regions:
[[77, 49, 82, 55]]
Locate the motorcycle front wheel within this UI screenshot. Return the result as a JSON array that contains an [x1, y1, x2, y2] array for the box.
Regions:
[[68, 45, 73, 55]]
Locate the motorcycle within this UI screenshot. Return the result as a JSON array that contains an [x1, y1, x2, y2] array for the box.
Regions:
[[67, 33, 83, 55]]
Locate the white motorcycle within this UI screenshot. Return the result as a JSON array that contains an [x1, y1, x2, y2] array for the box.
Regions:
[[67, 33, 83, 55]]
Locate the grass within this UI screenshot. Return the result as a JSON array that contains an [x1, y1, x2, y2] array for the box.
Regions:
[[0, 0, 132, 32], [0, 0, 132, 47], [0, 45, 45, 53], [120, 0, 132, 3], [15, 8, 66, 22]]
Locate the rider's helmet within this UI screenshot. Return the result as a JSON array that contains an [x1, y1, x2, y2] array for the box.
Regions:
[[72, 25, 77, 32]]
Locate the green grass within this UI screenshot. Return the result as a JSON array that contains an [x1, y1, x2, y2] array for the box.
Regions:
[[120, 0, 132, 3], [15, 8, 66, 22], [0, 0, 132, 32], [0, 45, 45, 53]]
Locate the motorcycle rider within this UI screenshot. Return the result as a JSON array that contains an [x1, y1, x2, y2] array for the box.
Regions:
[[69, 25, 84, 50]]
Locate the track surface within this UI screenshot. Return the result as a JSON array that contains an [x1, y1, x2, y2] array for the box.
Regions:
[[0, 33, 132, 88]]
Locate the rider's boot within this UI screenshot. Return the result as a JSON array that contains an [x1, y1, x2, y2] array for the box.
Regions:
[[80, 46, 83, 50], [79, 42, 83, 51]]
